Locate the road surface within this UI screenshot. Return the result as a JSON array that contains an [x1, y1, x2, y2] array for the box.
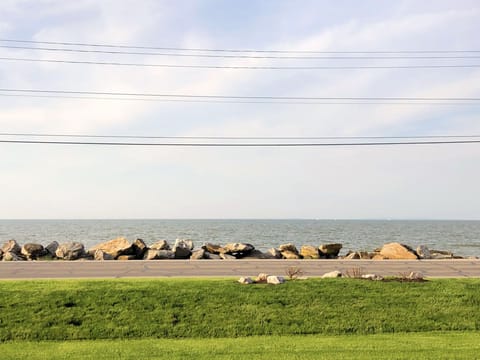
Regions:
[[1, 259, 480, 279]]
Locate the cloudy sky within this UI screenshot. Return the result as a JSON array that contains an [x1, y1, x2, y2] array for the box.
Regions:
[[0, 0, 479, 219]]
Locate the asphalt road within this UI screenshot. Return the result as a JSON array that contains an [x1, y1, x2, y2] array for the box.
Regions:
[[1, 259, 480, 279]]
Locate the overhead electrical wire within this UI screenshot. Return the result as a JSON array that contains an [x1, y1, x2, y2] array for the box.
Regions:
[[1, 38, 479, 54], [1, 139, 480, 147], [1, 57, 479, 70], [2, 45, 480, 60], [0, 88, 479, 101]]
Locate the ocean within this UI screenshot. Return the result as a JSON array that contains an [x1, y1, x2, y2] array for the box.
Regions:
[[1, 219, 479, 257]]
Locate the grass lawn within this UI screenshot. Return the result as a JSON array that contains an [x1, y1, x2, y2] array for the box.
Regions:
[[1, 278, 480, 340], [1, 332, 479, 359]]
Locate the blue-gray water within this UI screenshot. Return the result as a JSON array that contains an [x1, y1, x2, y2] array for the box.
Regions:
[[1, 219, 480, 257]]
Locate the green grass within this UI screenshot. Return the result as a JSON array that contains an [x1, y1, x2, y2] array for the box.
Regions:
[[0, 278, 480, 341], [1, 332, 480, 359]]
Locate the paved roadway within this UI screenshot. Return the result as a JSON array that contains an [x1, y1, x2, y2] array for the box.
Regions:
[[0, 259, 480, 279]]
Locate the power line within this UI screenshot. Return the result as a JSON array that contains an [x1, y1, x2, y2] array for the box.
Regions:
[[1, 88, 479, 101], [2, 132, 480, 140], [1, 38, 480, 54], [2, 56, 479, 70], [3, 45, 480, 60], [1, 139, 480, 146], [2, 93, 477, 105]]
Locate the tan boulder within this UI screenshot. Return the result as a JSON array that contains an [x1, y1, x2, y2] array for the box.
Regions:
[[223, 243, 255, 256], [2, 240, 21, 255], [150, 240, 170, 251], [21, 243, 47, 260], [202, 243, 224, 254], [379, 242, 418, 260], [300, 245, 320, 259], [94, 249, 114, 261], [56, 242, 86, 260], [279, 243, 298, 254], [89, 237, 134, 259], [319, 243, 343, 258], [281, 250, 300, 259]]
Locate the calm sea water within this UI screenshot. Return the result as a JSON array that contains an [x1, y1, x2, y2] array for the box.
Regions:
[[0, 219, 479, 257]]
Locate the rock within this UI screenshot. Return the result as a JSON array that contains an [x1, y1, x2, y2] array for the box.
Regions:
[[117, 255, 136, 261], [89, 237, 134, 259], [202, 243, 224, 254], [279, 243, 299, 254], [430, 249, 453, 259], [238, 276, 253, 284], [220, 253, 236, 260], [144, 249, 175, 260], [205, 252, 221, 260], [243, 250, 276, 259], [344, 252, 361, 260], [1, 240, 21, 255], [267, 275, 285, 285], [416, 245, 431, 259], [281, 250, 301, 259], [379, 242, 418, 260], [45, 241, 59, 257], [190, 249, 206, 260], [21, 243, 47, 260], [362, 274, 384, 281], [150, 240, 170, 251], [407, 271, 424, 280], [2, 251, 26, 261], [56, 242, 86, 260], [0, 249, 3, 260], [266, 248, 282, 259], [173, 239, 193, 259], [319, 243, 343, 258], [174, 239, 194, 251], [94, 249, 114, 261], [322, 270, 342, 278], [223, 243, 255, 257], [256, 273, 269, 283], [132, 239, 148, 259], [300, 245, 320, 259]]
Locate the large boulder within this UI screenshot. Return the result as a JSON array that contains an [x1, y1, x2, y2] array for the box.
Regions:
[[132, 238, 148, 259], [45, 241, 59, 257], [430, 249, 454, 259], [2, 240, 21, 255], [379, 242, 418, 260], [416, 245, 431, 259], [202, 243, 224, 254], [89, 237, 134, 259], [281, 250, 301, 259], [21, 243, 47, 260], [144, 249, 175, 260], [300, 245, 320, 259], [322, 270, 342, 278], [242, 249, 276, 259], [223, 243, 255, 257], [267, 275, 285, 285], [190, 249, 206, 260], [2, 251, 26, 261], [173, 239, 193, 259], [220, 253, 236, 260], [150, 240, 170, 251], [266, 248, 282, 259], [55, 242, 86, 260], [319, 244, 343, 258], [279, 243, 299, 254], [94, 249, 114, 261]]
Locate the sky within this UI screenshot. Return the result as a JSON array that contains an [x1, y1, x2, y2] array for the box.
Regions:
[[0, 0, 479, 219]]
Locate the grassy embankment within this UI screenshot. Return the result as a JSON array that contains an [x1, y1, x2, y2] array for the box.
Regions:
[[0, 278, 479, 358]]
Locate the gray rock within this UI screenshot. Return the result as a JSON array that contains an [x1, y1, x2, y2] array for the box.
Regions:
[[238, 276, 253, 284], [132, 238, 148, 259], [190, 249, 206, 260], [344, 251, 361, 260], [173, 246, 191, 259], [322, 270, 342, 278], [45, 241, 59, 257], [220, 253, 236, 260], [279, 243, 299, 254], [243, 249, 276, 259], [416, 245, 432, 259], [266, 248, 282, 259], [205, 252, 221, 260], [144, 249, 175, 260], [174, 239, 194, 251], [150, 240, 170, 251], [21, 243, 47, 260], [319, 243, 343, 258], [56, 242, 86, 260], [256, 273, 269, 282], [430, 249, 453, 259], [2, 251, 26, 261], [362, 274, 384, 281], [267, 275, 285, 285], [2, 240, 21, 255], [282, 250, 300, 259], [94, 249, 114, 261]]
